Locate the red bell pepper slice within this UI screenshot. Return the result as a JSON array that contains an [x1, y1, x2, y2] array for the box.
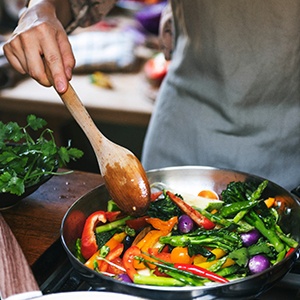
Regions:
[[167, 191, 215, 230], [106, 211, 121, 222], [148, 247, 172, 263], [151, 191, 163, 201], [81, 210, 120, 260], [107, 257, 125, 276], [285, 247, 295, 257], [126, 216, 149, 230], [100, 243, 124, 272], [122, 245, 142, 281]]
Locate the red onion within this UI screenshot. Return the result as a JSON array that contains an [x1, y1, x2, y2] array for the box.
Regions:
[[178, 214, 194, 233], [248, 255, 270, 274], [240, 229, 261, 247], [117, 273, 133, 283]]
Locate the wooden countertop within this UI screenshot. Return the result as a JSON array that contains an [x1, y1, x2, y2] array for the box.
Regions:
[[1, 170, 104, 266], [0, 72, 154, 127]]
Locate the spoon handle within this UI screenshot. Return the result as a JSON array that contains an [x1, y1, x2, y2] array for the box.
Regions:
[[43, 60, 106, 168], [59, 83, 107, 168]]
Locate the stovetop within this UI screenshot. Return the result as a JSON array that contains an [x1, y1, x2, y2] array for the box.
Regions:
[[31, 237, 300, 300]]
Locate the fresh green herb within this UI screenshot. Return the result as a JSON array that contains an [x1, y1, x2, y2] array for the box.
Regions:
[[228, 247, 249, 267], [228, 238, 276, 267], [0, 115, 83, 196]]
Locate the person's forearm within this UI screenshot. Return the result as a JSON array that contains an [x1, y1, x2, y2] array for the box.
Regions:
[[26, 0, 72, 28]]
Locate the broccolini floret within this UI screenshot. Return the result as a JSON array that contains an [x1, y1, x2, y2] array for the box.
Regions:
[[147, 191, 182, 220]]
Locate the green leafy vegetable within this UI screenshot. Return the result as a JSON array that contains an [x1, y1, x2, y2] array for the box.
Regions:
[[221, 181, 257, 204], [147, 191, 182, 220], [95, 229, 116, 249], [0, 115, 84, 196], [228, 238, 276, 267], [248, 238, 276, 257], [228, 247, 249, 267]]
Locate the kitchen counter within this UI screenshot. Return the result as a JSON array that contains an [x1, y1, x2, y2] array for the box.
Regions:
[[0, 72, 155, 171], [0, 72, 154, 127], [1, 169, 104, 266]]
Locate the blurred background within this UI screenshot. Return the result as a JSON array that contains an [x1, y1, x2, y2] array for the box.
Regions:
[[0, 0, 169, 173], [0, 0, 26, 33]]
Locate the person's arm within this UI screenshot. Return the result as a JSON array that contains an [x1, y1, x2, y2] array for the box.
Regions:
[[27, 0, 73, 28], [3, 0, 116, 93], [159, 1, 173, 61]]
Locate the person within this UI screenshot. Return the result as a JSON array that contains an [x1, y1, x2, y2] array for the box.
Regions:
[[3, 0, 300, 191]]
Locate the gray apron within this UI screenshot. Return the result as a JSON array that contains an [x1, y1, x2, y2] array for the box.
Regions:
[[141, 0, 300, 190]]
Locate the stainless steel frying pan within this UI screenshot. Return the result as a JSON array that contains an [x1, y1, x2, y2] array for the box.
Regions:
[[61, 166, 300, 300]]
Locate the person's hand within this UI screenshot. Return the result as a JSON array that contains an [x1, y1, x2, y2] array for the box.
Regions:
[[159, 2, 173, 61], [3, 2, 75, 93]]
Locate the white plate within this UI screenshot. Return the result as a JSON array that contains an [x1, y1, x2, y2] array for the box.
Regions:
[[39, 291, 147, 300]]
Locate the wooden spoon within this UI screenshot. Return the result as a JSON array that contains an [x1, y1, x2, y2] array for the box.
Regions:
[[56, 83, 150, 216]]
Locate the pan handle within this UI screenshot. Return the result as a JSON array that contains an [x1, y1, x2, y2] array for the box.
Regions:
[[0, 213, 42, 300]]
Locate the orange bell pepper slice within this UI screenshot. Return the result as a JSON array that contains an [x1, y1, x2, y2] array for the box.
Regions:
[[145, 216, 178, 234], [136, 230, 165, 252], [264, 197, 275, 208], [134, 230, 166, 269]]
